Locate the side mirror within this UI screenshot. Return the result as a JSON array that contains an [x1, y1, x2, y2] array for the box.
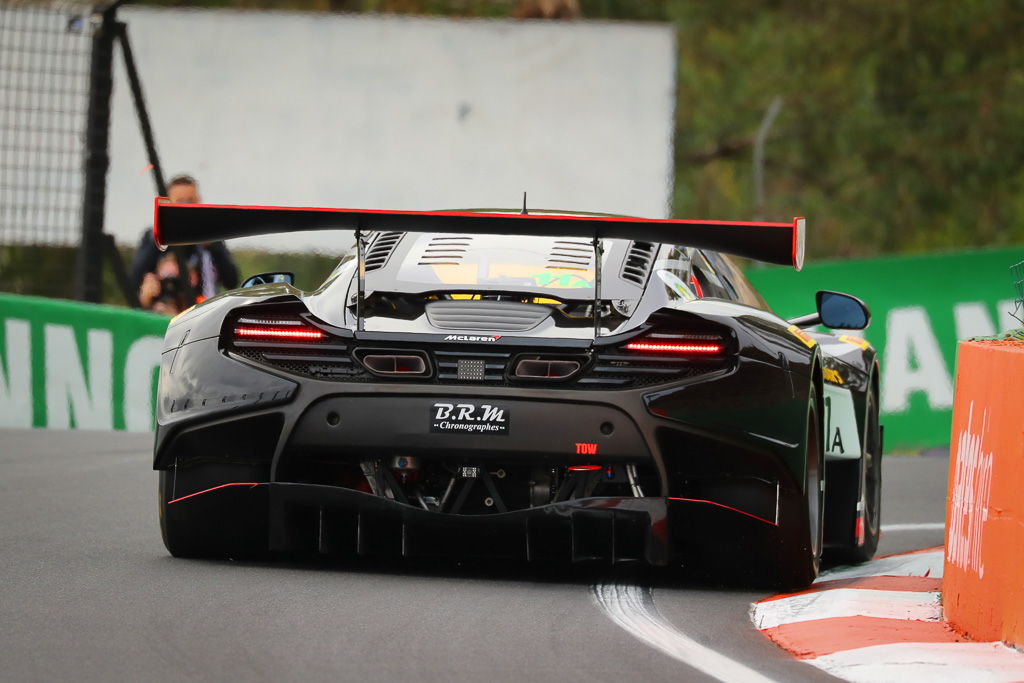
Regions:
[[817, 290, 870, 329], [241, 271, 295, 288], [788, 290, 870, 330]]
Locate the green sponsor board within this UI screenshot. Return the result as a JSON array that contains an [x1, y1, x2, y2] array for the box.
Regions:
[[0, 294, 169, 431], [747, 246, 1023, 450]]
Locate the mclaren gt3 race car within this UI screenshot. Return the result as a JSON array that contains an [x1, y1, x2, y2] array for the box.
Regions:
[[153, 202, 881, 588]]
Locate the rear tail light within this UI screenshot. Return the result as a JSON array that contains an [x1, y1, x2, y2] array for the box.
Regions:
[[625, 341, 721, 354], [233, 317, 327, 341], [624, 331, 725, 355]]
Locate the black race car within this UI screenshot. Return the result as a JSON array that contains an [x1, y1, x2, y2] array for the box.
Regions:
[[153, 202, 881, 588]]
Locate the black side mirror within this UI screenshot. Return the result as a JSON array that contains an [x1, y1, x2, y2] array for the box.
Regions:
[[241, 271, 295, 288], [788, 290, 870, 330], [817, 290, 870, 329]]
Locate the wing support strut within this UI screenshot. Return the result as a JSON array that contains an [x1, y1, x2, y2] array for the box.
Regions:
[[355, 224, 366, 332], [592, 235, 602, 339]]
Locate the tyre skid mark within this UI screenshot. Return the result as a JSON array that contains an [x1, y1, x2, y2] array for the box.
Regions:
[[591, 581, 777, 683]]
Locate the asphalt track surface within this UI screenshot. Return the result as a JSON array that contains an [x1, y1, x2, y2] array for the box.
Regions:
[[0, 428, 949, 682]]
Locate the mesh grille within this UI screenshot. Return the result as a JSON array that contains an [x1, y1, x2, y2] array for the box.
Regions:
[[0, 5, 92, 248]]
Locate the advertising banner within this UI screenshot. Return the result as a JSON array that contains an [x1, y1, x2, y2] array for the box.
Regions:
[[748, 247, 1023, 450], [0, 294, 168, 432]]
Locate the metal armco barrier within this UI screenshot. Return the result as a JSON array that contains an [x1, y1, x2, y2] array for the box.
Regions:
[[749, 246, 1024, 450], [943, 339, 1024, 647], [0, 293, 167, 431]]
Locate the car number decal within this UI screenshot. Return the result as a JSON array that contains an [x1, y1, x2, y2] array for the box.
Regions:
[[430, 402, 509, 435], [823, 384, 861, 459]]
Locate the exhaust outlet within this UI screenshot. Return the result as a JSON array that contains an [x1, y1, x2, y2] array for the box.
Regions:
[[360, 353, 428, 375], [514, 358, 581, 379]]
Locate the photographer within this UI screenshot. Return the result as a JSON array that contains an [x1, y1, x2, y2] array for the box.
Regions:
[[131, 174, 238, 314]]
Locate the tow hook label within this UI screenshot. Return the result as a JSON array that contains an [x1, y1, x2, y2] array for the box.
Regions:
[[430, 402, 509, 435]]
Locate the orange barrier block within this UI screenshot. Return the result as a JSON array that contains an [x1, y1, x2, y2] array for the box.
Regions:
[[944, 339, 1024, 646]]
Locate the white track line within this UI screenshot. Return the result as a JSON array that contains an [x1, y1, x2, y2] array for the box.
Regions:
[[592, 581, 777, 683], [881, 522, 946, 532]]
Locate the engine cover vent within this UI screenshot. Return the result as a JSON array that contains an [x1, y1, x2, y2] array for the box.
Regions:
[[418, 235, 473, 266], [425, 300, 552, 331], [621, 241, 657, 286], [547, 239, 593, 269], [364, 232, 404, 272]]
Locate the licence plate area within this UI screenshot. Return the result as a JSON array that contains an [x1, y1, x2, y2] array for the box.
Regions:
[[430, 401, 509, 435]]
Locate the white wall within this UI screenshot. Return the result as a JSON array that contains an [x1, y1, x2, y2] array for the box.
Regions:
[[108, 8, 676, 253]]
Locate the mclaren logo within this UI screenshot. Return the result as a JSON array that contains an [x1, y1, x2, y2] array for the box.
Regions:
[[443, 334, 502, 342]]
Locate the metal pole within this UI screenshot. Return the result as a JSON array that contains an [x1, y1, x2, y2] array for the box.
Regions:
[[75, 4, 122, 302], [116, 22, 165, 196], [752, 95, 783, 221], [113, 19, 196, 306]]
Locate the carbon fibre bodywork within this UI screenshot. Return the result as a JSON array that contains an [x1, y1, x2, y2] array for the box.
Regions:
[[154, 221, 879, 586]]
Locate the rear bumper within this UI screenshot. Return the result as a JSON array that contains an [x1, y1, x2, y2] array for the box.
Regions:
[[156, 340, 805, 485]]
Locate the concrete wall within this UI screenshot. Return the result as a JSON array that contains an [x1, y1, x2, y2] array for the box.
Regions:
[[109, 9, 676, 253], [944, 340, 1024, 647]]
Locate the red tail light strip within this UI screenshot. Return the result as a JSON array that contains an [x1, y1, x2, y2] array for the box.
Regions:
[[234, 326, 327, 341], [568, 465, 603, 472], [624, 341, 722, 354]]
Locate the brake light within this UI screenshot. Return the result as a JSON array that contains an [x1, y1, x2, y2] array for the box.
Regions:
[[234, 319, 325, 339], [624, 341, 722, 354], [623, 330, 727, 355], [568, 465, 602, 472]]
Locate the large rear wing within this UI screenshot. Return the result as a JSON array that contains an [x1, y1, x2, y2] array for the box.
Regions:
[[153, 200, 806, 270], [153, 199, 805, 336]]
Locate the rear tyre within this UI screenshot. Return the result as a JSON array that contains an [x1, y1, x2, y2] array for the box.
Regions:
[[829, 386, 882, 564], [769, 383, 824, 590], [158, 469, 268, 559]]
